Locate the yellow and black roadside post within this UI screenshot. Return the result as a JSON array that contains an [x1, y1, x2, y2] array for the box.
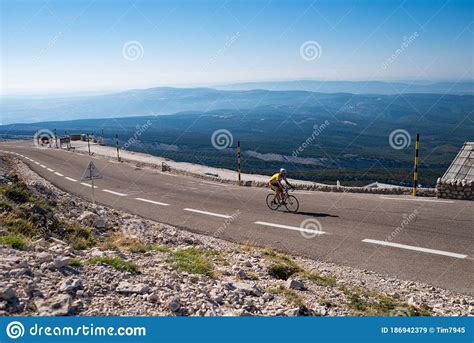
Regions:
[[237, 141, 241, 186], [412, 133, 420, 196], [115, 134, 121, 162]]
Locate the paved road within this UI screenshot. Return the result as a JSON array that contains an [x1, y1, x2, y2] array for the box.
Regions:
[[1, 140, 473, 295]]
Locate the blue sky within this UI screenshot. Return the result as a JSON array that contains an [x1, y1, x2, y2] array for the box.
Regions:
[[1, 0, 473, 94]]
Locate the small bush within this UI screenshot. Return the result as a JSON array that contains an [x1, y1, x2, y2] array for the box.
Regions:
[[1, 184, 31, 203], [268, 263, 299, 280], [88, 256, 140, 274], [298, 271, 337, 287], [67, 225, 95, 250], [4, 218, 36, 237], [171, 247, 215, 277], [269, 285, 304, 307], [0, 200, 12, 213], [0, 233, 27, 250], [69, 258, 83, 267]]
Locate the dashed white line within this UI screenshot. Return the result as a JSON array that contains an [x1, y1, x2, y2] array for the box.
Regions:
[[254, 221, 327, 235], [362, 239, 467, 259], [80, 182, 97, 188], [47, 168, 54, 172], [54, 172, 64, 176], [135, 197, 170, 206], [183, 208, 232, 219], [34, 162, 40, 165], [102, 189, 127, 196], [40, 164, 46, 168], [380, 196, 454, 204], [65, 177, 77, 182]]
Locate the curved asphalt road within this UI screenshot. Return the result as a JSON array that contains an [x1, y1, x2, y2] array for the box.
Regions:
[[1, 140, 473, 295]]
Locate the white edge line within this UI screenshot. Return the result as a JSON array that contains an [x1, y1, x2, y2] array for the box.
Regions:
[[102, 189, 127, 196], [380, 196, 454, 204], [65, 177, 77, 182], [54, 172, 64, 176], [255, 221, 327, 235], [135, 197, 170, 206], [184, 208, 232, 219], [362, 239, 467, 259]]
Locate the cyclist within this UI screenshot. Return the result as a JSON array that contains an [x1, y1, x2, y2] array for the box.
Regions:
[[269, 168, 294, 204]]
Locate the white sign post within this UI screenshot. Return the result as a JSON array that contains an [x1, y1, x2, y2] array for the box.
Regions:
[[81, 161, 102, 203]]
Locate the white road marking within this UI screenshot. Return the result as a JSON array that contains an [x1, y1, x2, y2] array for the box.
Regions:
[[47, 168, 54, 172], [80, 182, 97, 188], [34, 162, 40, 165], [255, 221, 327, 235], [380, 196, 454, 204], [362, 239, 467, 259], [135, 197, 170, 206], [54, 172, 64, 176], [183, 208, 232, 219], [40, 164, 46, 168], [65, 177, 77, 182], [102, 189, 127, 196]]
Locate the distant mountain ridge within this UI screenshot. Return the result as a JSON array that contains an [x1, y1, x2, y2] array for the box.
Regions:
[[215, 80, 474, 95], [1, 84, 473, 125]]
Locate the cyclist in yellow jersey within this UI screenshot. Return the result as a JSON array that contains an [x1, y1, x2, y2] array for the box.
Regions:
[[269, 168, 293, 203]]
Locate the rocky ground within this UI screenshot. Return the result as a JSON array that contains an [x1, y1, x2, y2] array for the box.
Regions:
[[0, 154, 473, 316]]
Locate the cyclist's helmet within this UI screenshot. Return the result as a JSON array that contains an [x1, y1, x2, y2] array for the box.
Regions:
[[280, 168, 287, 176]]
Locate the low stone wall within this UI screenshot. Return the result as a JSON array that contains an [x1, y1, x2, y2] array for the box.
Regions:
[[436, 178, 473, 200]]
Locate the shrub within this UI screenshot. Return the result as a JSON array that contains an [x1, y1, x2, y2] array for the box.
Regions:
[[0, 233, 27, 250], [67, 225, 95, 250], [69, 258, 83, 267], [1, 184, 31, 203], [88, 256, 140, 274], [4, 218, 36, 237], [171, 247, 215, 277]]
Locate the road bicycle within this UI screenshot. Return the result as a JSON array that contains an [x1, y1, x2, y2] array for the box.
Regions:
[[266, 187, 299, 213]]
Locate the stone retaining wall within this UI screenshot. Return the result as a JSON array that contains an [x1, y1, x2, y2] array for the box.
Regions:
[[436, 178, 473, 200]]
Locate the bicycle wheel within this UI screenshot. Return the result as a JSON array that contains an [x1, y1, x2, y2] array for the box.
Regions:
[[266, 194, 280, 210], [284, 195, 299, 213]]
